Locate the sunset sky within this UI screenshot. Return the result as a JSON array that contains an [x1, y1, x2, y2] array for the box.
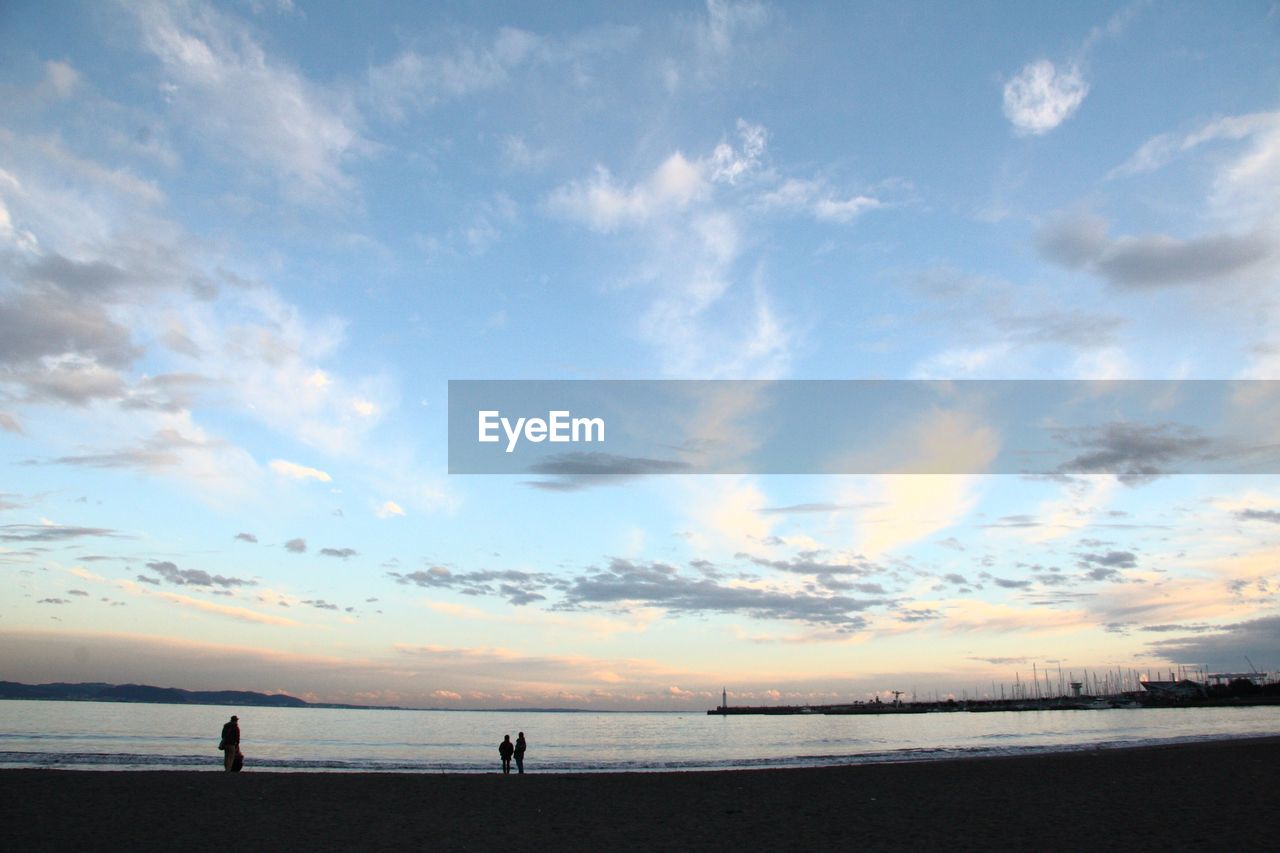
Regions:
[[2, 0, 1279, 709]]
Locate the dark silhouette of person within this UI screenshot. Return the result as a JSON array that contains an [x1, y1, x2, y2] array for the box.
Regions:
[[220, 715, 240, 772], [514, 732, 527, 774], [498, 734, 514, 774]]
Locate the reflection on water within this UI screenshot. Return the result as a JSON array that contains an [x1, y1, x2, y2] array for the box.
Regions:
[[1, 700, 1276, 772]]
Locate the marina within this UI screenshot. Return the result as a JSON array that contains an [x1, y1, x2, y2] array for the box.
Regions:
[[709, 668, 1280, 715]]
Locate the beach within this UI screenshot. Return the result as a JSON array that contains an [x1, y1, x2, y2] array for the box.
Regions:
[[5, 736, 1276, 851]]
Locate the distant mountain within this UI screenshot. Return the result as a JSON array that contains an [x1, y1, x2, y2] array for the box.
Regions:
[[0, 681, 387, 709]]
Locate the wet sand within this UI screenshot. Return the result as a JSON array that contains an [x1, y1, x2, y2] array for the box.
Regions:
[[4, 736, 1277, 851]]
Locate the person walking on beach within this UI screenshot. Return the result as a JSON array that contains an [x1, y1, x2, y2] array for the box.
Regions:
[[514, 732, 527, 774], [499, 734, 514, 774], [220, 715, 240, 772]]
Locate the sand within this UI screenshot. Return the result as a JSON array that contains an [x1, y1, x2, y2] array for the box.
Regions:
[[4, 737, 1277, 851]]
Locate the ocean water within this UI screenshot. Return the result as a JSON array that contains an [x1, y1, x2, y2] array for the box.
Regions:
[[0, 700, 1276, 773]]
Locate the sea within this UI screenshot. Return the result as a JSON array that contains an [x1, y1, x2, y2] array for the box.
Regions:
[[1, 700, 1276, 773]]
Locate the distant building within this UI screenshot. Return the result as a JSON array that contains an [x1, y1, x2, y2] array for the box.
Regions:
[[1140, 679, 1206, 700]]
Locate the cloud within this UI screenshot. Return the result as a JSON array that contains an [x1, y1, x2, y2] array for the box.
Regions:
[[1051, 422, 1212, 484], [522, 452, 692, 491], [1145, 615, 1280, 671], [991, 577, 1032, 590], [739, 553, 882, 586], [1077, 551, 1137, 570], [390, 567, 560, 606], [698, 0, 769, 57], [0, 149, 393, 503], [0, 524, 122, 542], [1036, 214, 1275, 288], [710, 120, 767, 184], [41, 60, 80, 98], [319, 547, 357, 560], [268, 459, 332, 483], [561, 557, 882, 630], [390, 552, 891, 629], [1237, 509, 1280, 524], [129, 0, 369, 203], [376, 500, 405, 519], [761, 502, 859, 515], [284, 538, 306, 553], [1002, 60, 1088, 136], [898, 608, 942, 623], [301, 599, 340, 611], [909, 268, 1125, 364], [44, 427, 221, 471], [144, 560, 256, 588], [0, 255, 143, 372], [757, 178, 887, 224], [501, 135, 552, 172], [1109, 112, 1280, 219], [664, 0, 770, 90], [150, 589, 298, 626], [365, 28, 543, 122], [547, 153, 708, 233], [234, 532, 258, 543], [546, 120, 809, 378], [0, 629, 710, 709]]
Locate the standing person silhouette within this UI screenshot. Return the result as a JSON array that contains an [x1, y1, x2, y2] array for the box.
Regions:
[[514, 732, 527, 774], [220, 715, 240, 772], [498, 734, 514, 774]]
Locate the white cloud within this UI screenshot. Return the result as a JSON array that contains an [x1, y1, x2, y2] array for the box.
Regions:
[[130, 0, 369, 203], [547, 153, 707, 232], [757, 177, 886, 225], [365, 28, 542, 122], [501, 135, 552, 172], [699, 0, 769, 56], [1002, 60, 1089, 136], [834, 411, 998, 557], [814, 195, 881, 223], [709, 119, 766, 184], [548, 121, 804, 378], [679, 476, 773, 555], [912, 344, 1012, 379], [1068, 346, 1134, 380], [1001, 3, 1147, 136], [1110, 112, 1280, 191], [1212, 114, 1280, 223], [0, 182, 39, 254], [185, 287, 393, 456], [376, 500, 405, 518], [269, 459, 332, 482], [0, 117, 408, 512], [43, 60, 80, 98]]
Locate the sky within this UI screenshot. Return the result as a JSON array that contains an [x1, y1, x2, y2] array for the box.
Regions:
[[2, 0, 1279, 710]]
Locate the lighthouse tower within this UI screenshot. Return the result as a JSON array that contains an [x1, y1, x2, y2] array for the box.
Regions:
[[722, 687, 728, 713]]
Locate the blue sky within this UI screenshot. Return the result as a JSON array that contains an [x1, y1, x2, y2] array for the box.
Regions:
[[2, 0, 1279, 708]]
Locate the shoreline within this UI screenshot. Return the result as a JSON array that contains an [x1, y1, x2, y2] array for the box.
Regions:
[[7, 729, 1278, 775], [6, 736, 1277, 850]]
